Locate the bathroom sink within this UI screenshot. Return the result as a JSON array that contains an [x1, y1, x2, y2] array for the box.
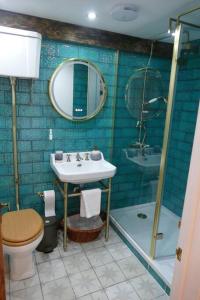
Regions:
[[124, 149, 161, 174], [50, 152, 117, 184], [131, 154, 161, 169]]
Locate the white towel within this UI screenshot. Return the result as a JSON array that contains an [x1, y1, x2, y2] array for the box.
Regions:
[[80, 188, 101, 218]]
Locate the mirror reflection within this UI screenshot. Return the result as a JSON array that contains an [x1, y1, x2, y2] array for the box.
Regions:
[[49, 59, 107, 121], [125, 68, 166, 121]]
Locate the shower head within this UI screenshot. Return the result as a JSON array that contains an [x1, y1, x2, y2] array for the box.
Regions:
[[147, 96, 167, 104]]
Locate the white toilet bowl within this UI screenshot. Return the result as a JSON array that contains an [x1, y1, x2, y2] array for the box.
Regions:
[[3, 232, 43, 280], [2, 209, 44, 281]]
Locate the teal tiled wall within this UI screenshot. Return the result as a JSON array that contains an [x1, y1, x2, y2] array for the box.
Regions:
[[111, 52, 171, 208], [162, 44, 200, 216], [0, 37, 171, 218], [0, 39, 117, 218]]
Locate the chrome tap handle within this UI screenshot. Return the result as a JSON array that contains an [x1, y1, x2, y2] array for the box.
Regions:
[[85, 153, 90, 160], [66, 154, 71, 162], [76, 153, 82, 161]]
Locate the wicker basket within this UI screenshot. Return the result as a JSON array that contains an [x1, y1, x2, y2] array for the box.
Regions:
[[60, 214, 105, 243]]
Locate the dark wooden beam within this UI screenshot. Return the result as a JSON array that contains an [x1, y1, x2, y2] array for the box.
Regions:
[[0, 10, 172, 58]]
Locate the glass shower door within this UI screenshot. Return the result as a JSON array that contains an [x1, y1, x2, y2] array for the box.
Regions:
[[154, 20, 200, 258], [111, 50, 169, 257]]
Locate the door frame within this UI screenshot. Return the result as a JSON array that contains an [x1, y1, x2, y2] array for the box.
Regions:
[[0, 213, 6, 300], [170, 103, 200, 299]]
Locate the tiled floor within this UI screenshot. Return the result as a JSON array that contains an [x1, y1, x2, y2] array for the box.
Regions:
[[5, 228, 169, 300]]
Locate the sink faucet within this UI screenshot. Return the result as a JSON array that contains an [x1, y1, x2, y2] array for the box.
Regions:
[[85, 153, 90, 160], [76, 153, 83, 161], [66, 154, 71, 162], [141, 145, 150, 157]]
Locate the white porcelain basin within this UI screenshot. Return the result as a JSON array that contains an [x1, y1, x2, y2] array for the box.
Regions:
[[124, 148, 161, 174], [50, 152, 117, 184], [131, 154, 161, 169]]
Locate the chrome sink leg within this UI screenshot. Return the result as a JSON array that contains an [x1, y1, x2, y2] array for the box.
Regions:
[[105, 178, 112, 241]]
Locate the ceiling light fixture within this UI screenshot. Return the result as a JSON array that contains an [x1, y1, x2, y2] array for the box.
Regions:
[[167, 28, 175, 37], [88, 11, 96, 21], [111, 3, 138, 22]]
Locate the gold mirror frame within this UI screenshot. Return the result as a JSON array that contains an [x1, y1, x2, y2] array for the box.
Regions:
[[49, 58, 107, 121], [125, 67, 166, 121]]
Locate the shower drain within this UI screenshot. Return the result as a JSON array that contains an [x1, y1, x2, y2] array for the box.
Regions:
[[137, 213, 147, 219]]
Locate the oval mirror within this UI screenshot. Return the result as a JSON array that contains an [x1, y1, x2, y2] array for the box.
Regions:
[[49, 59, 107, 121]]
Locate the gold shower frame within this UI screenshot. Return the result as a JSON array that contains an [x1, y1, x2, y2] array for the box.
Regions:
[[150, 6, 200, 259]]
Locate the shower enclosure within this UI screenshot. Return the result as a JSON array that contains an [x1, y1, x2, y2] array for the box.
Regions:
[[111, 6, 200, 286]]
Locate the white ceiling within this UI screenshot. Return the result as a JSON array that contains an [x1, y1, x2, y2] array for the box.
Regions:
[[0, 0, 200, 40]]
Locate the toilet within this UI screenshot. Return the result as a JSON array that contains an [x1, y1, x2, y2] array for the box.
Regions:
[[2, 209, 44, 281]]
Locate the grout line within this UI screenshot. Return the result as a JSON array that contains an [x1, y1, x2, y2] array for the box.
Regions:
[[34, 255, 44, 300], [8, 227, 168, 299], [66, 270, 79, 300]]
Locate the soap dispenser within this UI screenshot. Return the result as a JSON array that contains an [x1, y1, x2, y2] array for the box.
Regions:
[[90, 146, 102, 161]]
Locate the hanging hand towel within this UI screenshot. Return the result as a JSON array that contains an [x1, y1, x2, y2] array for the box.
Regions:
[[80, 188, 101, 218]]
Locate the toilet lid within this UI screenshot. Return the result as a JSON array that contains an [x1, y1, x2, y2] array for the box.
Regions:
[[2, 209, 43, 243]]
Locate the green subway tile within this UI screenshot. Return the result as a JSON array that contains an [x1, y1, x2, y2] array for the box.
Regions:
[[20, 129, 47, 140], [0, 165, 13, 175], [32, 140, 55, 151], [0, 129, 12, 140], [20, 184, 33, 196], [0, 176, 13, 187], [20, 151, 43, 163], [18, 105, 43, 117], [32, 162, 51, 173], [0, 104, 12, 116], [0, 118, 6, 128], [17, 118, 32, 128], [0, 141, 12, 152], [0, 153, 13, 164], [16, 92, 30, 104], [19, 163, 33, 174], [18, 141, 32, 152]]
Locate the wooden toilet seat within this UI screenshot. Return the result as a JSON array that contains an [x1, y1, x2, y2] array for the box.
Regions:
[[2, 209, 43, 247]]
